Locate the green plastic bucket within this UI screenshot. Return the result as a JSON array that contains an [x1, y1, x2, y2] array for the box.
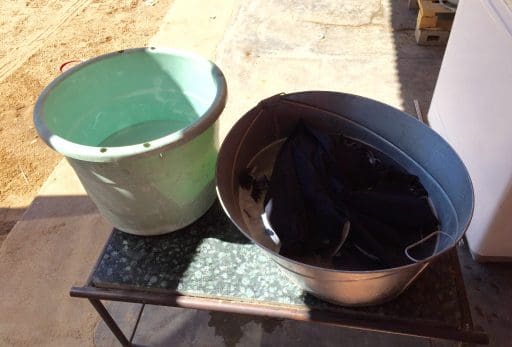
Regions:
[[34, 48, 227, 235]]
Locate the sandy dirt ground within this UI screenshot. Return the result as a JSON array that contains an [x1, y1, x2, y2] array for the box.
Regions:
[[0, 0, 174, 240]]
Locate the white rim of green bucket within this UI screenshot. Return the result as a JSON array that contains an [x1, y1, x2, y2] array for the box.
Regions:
[[33, 47, 227, 162]]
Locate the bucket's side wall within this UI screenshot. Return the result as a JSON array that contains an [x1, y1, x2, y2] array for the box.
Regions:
[[68, 122, 219, 235], [271, 252, 427, 306]]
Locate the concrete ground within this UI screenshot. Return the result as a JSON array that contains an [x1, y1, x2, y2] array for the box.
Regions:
[[1, 0, 511, 346]]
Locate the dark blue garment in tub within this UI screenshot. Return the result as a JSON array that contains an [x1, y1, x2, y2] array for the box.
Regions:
[[263, 120, 439, 270]]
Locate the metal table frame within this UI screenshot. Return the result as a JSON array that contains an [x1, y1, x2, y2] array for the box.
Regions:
[[70, 233, 489, 347]]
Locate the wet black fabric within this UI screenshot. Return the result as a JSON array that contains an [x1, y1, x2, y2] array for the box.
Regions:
[[263, 120, 439, 270]]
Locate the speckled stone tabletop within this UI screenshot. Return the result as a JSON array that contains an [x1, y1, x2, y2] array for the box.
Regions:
[[91, 202, 467, 329]]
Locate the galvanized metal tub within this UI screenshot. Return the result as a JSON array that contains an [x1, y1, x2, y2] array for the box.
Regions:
[[216, 92, 473, 306], [34, 48, 227, 235]]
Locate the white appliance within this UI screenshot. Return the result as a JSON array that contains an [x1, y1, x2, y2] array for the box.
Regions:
[[428, 0, 512, 261]]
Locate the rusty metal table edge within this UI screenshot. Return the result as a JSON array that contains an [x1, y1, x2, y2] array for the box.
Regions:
[[70, 232, 489, 346]]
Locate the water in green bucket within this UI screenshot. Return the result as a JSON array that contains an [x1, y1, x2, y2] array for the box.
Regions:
[[41, 49, 215, 148]]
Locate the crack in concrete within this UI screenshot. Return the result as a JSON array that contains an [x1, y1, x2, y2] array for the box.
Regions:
[[302, 0, 416, 34], [369, 0, 384, 25], [302, 19, 382, 29], [302, 0, 385, 29]]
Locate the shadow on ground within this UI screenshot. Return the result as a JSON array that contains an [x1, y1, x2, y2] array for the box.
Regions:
[[390, 0, 446, 117], [0, 195, 98, 242]]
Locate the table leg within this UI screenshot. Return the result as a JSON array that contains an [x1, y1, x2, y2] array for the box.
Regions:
[[89, 299, 132, 347]]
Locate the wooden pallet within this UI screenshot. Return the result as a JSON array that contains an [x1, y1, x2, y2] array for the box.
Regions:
[[415, 0, 455, 45], [417, 0, 455, 30], [415, 28, 450, 45]]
